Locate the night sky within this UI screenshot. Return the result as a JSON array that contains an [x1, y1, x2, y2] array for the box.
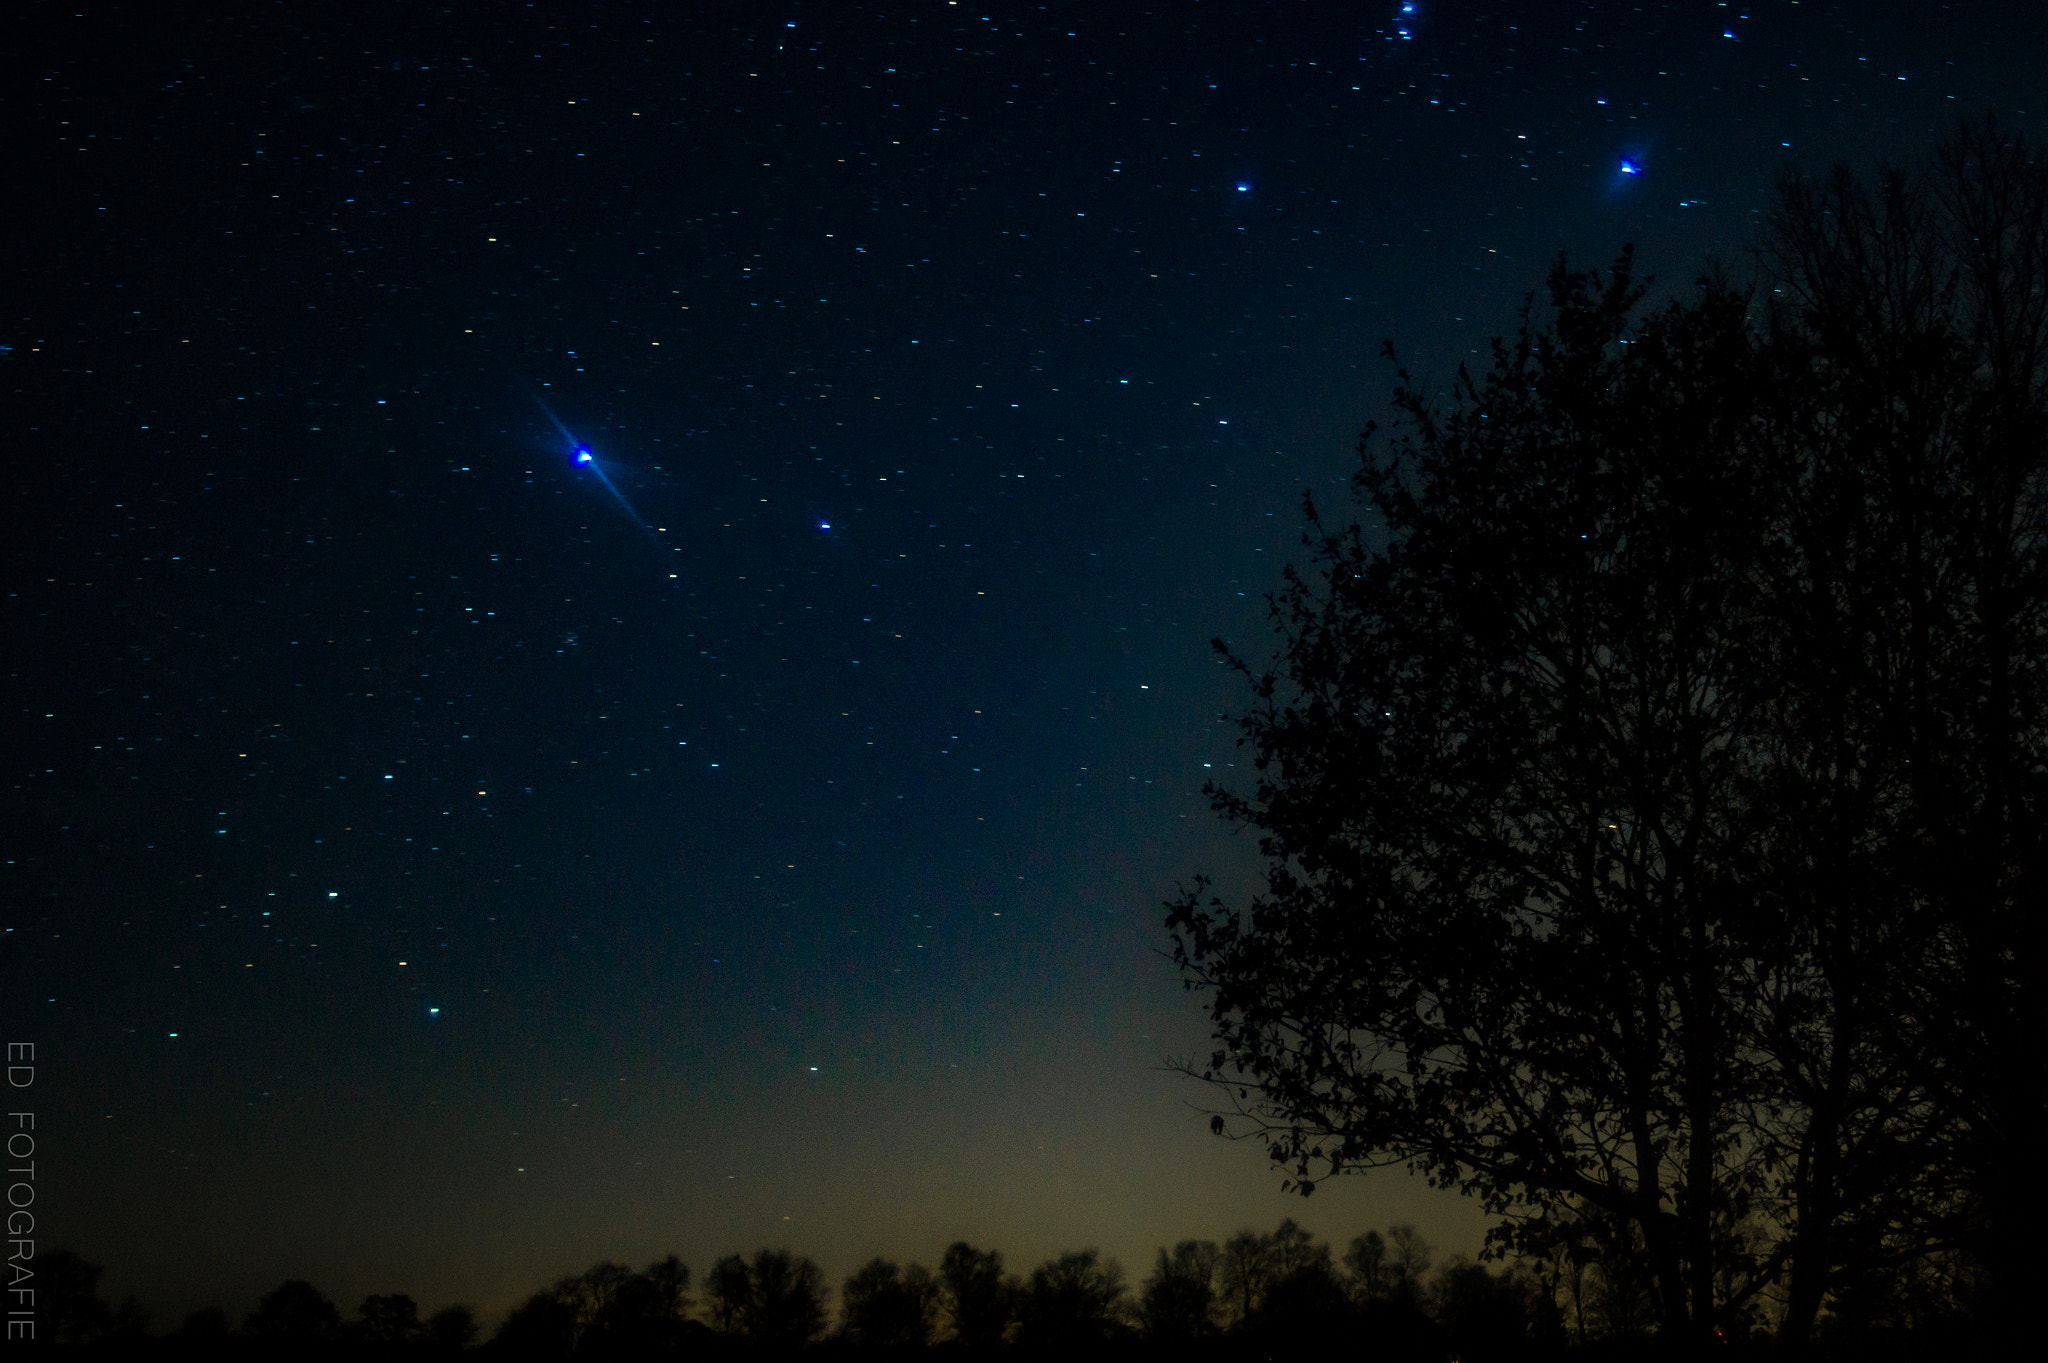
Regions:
[[8, 0, 2042, 1331]]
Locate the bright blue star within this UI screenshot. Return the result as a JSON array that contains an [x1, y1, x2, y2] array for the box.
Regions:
[[819, 521, 832, 531], [1235, 182, 1251, 193], [1619, 158, 1641, 176], [575, 447, 594, 464]]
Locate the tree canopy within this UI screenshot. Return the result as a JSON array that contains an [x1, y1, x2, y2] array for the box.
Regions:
[[1168, 119, 2048, 1350]]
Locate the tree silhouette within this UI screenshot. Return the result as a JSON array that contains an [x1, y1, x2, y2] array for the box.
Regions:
[[840, 1258, 940, 1348], [1341, 1227, 1447, 1361], [1530, 1201, 1661, 1345], [1383, 1225, 1433, 1305], [172, 1304, 232, 1346], [1014, 1249, 1128, 1351], [1168, 118, 2048, 1350], [245, 1278, 343, 1343], [424, 1302, 479, 1353], [708, 1254, 755, 1336], [1213, 1230, 1269, 1331], [35, 1248, 115, 1347], [356, 1292, 422, 1349], [938, 1241, 1012, 1348], [492, 1287, 578, 1359], [1259, 1218, 1328, 1283], [742, 1249, 829, 1349], [1246, 1257, 1351, 1354], [487, 1259, 688, 1360], [1211, 1219, 1349, 1352], [641, 1253, 694, 1323], [1753, 119, 2048, 1349], [1136, 1240, 1219, 1342], [1344, 1225, 1432, 1309], [572, 1256, 696, 1357], [1170, 248, 1787, 1345], [554, 1260, 634, 1348], [1342, 1231, 1391, 1304], [1430, 1259, 1556, 1361]]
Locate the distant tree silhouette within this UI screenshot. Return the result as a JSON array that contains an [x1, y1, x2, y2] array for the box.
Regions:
[[569, 1256, 696, 1358], [357, 1292, 423, 1348], [840, 1258, 940, 1347], [491, 1287, 578, 1360], [35, 1248, 116, 1347], [1259, 1218, 1328, 1283], [708, 1254, 755, 1335], [553, 1260, 634, 1349], [1343, 1231, 1391, 1303], [424, 1302, 480, 1353], [1344, 1225, 1431, 1309], [1213, 1230, 1270, 1331], [478, 1258, 657, 1359], [1136, 1240, 1219, 1342], [742, 1249, 829, 1349], [107, 1294, 152, 1344], [938, 1242, 1012, 1348], [1430, 1258, 1557, 1361], [173, 1304, 232, 1345], [1246, 1257, 1351, 1354], [1014, 1250, 1128, 1351], [1201, 1219, 1346, 1352], [1384, 1225, 1433, 1305], [246, 1278, 343, 1343], [1529, 1203, 1660, 1345], [641, 1254, 694, 1323]]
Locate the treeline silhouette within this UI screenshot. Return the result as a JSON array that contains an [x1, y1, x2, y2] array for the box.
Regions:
[[21, 1220, 1588, 1362]]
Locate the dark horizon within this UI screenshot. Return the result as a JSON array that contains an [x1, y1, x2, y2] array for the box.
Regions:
[[39, 1211, 1482, 1342], [18, 1216, 1622, 1355]]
